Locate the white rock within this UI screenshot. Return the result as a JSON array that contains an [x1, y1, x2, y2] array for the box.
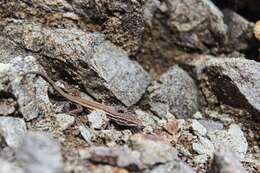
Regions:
[[0, 117, 27, 149], [208, 124, 248, 159], [79, 126, 93, 143], [193, 154, 208, 165], [192, 111, 203, 119], [191, 119, 207, 136], [87, 111, 107, 129], [55, 113, 75, 131], [16, 131, 63, 173], [192, 137, 215, 157]]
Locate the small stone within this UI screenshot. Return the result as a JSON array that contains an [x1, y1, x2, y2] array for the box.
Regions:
[[87, 111, 107, 129], [0, 117, 27, 149], [130, 134, 178, 166], [190, 119, 207, 136], [16, 131, 63, 173], [211, 148, 247, 173], [55, 113, 75, 131], [193, 154, 208, 165], [208, 124, 248, 159], [192, 137, 215, 157], [192, 111, 203, 119], [79, 126, 93, 143], [134, 109, 159, 127]]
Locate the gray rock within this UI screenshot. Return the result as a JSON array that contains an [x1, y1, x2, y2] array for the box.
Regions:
[[198, 120, 224, 133], [4, 24, 151, 107], [85, 146, 142, 169], [130, 134, 178, 166], [8, 56, 53, 120], [139, 0, 228, 73], [208, 124, 248, 159], [151, 161, 195, 173], [16, 131, 63, 173], [223, 9, 255, 52], [0, 117, 27, 149], [211, 148, 248, 173], [134, 109, 159, 127], [55, 113, 75, 131], [192, 136, 215, 157], [198, 58, 260, 119], [87, 111, 107, 129], [150, 66, 199, 119], [190, 119, 207, 136], [0, 158, 24, 173], [193, 154, 208, 165], [79, 126, 93, 144]]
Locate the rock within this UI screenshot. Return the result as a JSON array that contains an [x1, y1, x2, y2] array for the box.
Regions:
[[79, 126, 93, 144], [223, 9, 255, 52], [138, 0, 228, 74], [190, 119, 207, 136], [0, 158, 24, 173], [211, 148, 248, 173], [151, 161, 195, 173], [0, 99, 16, 116], [198, 58, 260, 119], [193, 154, 208, 165], [4, 24, 151, 107], [192, 137, 215, 157], [130, 134, 178, 166], [198, 120, 224, 133], [16, 131, 63, 173], [192, 111, 203, 119], [0, 117, 27, 149], [71, 0, 144, 55], [150, 66, 199, 119], [208, 124, 248, 159], [8, 56, 53, 120], [134, 109, 159, 127], [84, 146, 142, 170], [87, 111, 107, 129], [55, 113, 75, 131]]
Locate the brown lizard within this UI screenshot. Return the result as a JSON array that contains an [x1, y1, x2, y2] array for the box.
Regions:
[[23, 71, 144, 128]]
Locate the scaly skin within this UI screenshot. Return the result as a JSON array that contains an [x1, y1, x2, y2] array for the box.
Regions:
[[23, 71, 144, 128]]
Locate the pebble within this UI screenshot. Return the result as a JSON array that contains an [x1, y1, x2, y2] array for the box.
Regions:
[[55, 113, 75, 131], [0, 117, 27, 149], [190, 119, 207, 136]]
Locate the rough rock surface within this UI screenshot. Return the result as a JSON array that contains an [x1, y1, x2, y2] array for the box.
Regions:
[[150, 65, 199, 119], [198, 58, 260, 118]]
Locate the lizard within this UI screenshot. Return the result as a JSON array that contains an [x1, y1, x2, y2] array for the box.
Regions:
[[23, 71, 144, 129]]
